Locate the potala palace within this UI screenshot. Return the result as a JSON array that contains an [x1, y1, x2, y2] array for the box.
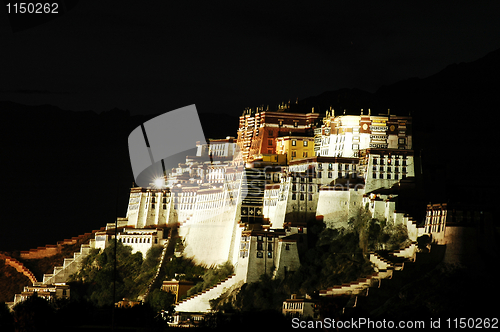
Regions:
[[8, 105, 494, 324]]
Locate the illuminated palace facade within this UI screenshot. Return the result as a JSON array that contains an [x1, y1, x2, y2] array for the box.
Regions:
[[105, 106, 414, 286]]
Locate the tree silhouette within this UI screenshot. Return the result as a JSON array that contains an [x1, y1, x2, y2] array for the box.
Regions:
[[12, 293, 55, 332], [0, 302, 14, 332]]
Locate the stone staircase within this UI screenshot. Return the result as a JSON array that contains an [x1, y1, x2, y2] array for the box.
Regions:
[[141, 239, 170, 301], [174, 274, 238, 313], [42, 239, 95, 284], [320, 241, 417, 298], [320, 240, 448, 317]]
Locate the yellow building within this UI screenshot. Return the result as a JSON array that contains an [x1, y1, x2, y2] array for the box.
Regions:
[[276, 136, 315, 164], [253, 153, 287, 165]]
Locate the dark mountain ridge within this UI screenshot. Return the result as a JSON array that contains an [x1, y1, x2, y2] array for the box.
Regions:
[[0, 102, 238, 251]]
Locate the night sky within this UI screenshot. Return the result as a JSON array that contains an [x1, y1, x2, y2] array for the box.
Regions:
[[1, 1, 500, 116], [1, 2, 500, 252]]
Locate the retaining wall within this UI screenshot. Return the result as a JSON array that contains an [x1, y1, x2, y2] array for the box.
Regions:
[[0, 253, 37, 285]]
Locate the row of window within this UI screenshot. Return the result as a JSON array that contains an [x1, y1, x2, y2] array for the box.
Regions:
[[291, 193, 314, 201], [372, 166, 407, 173], [146, 197, 170, 203], [290, 151, 308, 158], [264, 199, 279, 206], [292, 184, 316, 192], [149, 204, 168, 210], [120, 237, 158, 244], [318, 163, 356, 171], [372, 173, 406, 180], [373, 158, 407, 165], [291, 140, 309, 146]]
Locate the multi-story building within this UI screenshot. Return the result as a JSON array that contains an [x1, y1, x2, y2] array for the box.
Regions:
[[237, 107, 320, 162], [196, 136, 237, 160], [316, 110, 412, 158], [358, 148, 415, 193], [12, 283, 70, 306], [282, 294, 317, 318], [275, 135, 315, 163]]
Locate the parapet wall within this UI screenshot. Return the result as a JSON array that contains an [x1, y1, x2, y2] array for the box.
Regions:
[[20, 228, 103, 259], [0, 253, 37, 285]]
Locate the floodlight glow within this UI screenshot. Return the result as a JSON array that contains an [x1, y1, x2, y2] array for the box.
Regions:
[[154, 178, 165, 188]]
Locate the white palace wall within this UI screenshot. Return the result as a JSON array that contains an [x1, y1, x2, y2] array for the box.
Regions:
[[316, 187, 365, 229], [179, 201, 241, 267]]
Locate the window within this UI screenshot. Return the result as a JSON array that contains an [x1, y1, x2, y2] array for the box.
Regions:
[[257, 242, 263, 250], [292, 140, 296, 146], [269, 130, 273, 137], [268, 139, 273, 146], [303, 140, 308, 147], [303, 151, 308, 158], [163, 204, 166, 209], [294, 121, 298, 127], [328, 172, 332, 178], [328, 163, 333, 170], [268, 243, 272, 251], [292, 193, 296, 200], [292, 151, 296, 158], [308, 194, 313, 201], [285, 244, 290, 250], [257, 252, 263, 258], [300, 193, 305, 201], [387, 174, 391, 179], [267, 252, 272, 258]]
